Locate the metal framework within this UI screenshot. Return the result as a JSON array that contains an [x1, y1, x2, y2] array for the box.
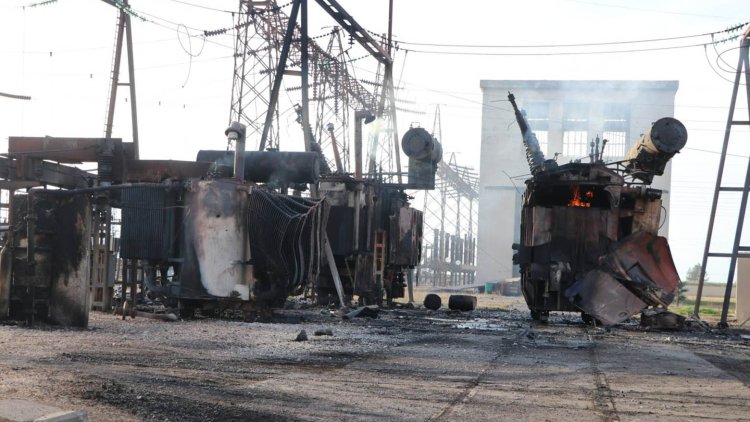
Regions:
[[420, 154, 479, 287], [228, 0, 402, 179], [695, 28, 750, 327]]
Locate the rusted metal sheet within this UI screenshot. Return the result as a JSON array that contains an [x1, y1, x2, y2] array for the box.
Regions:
[[180, 180, 253, 300], [6, 192, 91, 327], [388, 207, 422, 266], [603, 231, 679, 306], [565, 270, 647, 326], [0, 156, 94, 190], [7, 137, 121, 163], [47, 194, 91, 327]]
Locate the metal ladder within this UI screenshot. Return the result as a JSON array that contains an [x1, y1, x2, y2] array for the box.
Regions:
[[695, 28, 750, 327]]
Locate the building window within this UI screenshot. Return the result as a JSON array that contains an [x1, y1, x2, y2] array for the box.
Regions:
[[524, 102, 549, 156], [563, 103, 589, 158], [602, 103, 630, 159]]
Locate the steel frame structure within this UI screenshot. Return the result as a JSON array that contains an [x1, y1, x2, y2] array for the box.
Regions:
[[228, 0, 402, 180]]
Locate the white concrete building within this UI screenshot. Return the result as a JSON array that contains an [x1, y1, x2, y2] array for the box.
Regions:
[[477, 80, 679, 284]]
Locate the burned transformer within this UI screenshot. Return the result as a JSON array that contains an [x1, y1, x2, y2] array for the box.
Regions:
[[509, 92, 687, 325], [117, 124, 329, 317], [316, 119, 441, 306], [0, 123, 328, 326]]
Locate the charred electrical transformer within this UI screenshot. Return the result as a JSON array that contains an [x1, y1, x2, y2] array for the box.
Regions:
[[316, 126, 439, 306], [509, 92, 687, 325], [0, 123, 329, 326], [117, 124, 328, 316], [0, 192, 92, 326]]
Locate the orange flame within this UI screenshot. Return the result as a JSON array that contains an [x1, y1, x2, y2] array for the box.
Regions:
[[568, 185, 593, 208]]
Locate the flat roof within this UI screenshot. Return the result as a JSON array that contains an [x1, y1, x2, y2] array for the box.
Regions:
[[480, 80, 679, 91]]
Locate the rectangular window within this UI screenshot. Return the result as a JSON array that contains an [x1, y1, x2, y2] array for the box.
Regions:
[[563, 103, 589, 158], [535, 131, 549, 157], [602, 103, 630, 159], [524, 102, 549, 156]]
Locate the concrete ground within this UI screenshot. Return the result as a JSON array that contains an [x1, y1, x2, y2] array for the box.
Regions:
[[1, 292, 749, 421]]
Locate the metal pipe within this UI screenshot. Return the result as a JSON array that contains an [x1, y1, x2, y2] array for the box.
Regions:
[[226, 122, 247, 181], [354, 111, 365, 179], [326, 123, 344, 173], [103, 207, 113, 311], [300, 0, 311, 152], [354, 110, 375, 179], [36, 182, 173, 196], [197, 150, 321, 184], [26, 192, 35, 274], [353, 189, 361, 251], [324, 235, 346, 308]]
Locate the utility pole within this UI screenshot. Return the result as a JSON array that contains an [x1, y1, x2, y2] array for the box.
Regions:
[[103, 0, 139, 159]]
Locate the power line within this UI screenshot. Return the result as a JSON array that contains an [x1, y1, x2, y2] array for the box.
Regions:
[[160, 0, 234, 14], [562, 0, 738, 20], [103, 1, 236, 51], [399, 35, 742, 57], [394, 22, 748, 49], [0, 91, 31, 100]]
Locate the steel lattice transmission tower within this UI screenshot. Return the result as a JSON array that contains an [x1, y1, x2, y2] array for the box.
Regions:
[[227, 0, 401, 180], [228, 1, 286, 150]]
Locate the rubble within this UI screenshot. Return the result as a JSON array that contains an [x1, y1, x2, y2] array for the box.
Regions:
[[343, 306, 380, 319], [294, 329, 308, 341], [640, 308, 686, 330]]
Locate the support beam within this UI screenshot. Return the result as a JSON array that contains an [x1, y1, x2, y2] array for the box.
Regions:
[[124, 10, 139, 159], [0, 157, 94, 190], [324, 235, 346, 308], [259, 0, 301, 151], [314, 0, 392, 66], [300, 0, 311, 152], [102, 0, 139, 158]]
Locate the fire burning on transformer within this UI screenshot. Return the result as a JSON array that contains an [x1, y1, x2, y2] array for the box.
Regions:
[[568, 185, 593, 208], [509, 92, 688, 326]]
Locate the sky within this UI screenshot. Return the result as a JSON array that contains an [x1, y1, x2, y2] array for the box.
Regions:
[[1, 0, 749, 284]]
